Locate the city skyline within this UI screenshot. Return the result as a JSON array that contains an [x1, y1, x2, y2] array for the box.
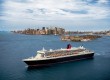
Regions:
[[0, 0, 110, 31]]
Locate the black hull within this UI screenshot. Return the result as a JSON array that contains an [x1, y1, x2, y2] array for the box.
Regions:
[[24, 53, 94, 67]]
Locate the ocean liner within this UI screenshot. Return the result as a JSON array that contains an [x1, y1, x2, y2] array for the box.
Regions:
[[23, 44, 94, 67]]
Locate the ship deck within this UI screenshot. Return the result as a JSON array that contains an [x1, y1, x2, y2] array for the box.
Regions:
[[23, 50, 94, 61]]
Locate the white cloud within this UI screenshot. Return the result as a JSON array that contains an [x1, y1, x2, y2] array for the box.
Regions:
[[1, 0, 110, 22], [98, 0, 108, 3]]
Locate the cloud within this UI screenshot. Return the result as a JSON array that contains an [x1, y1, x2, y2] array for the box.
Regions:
[[61, 9, 88, 14], [98, 0, 108, 3], [0, 0, 109, 22]]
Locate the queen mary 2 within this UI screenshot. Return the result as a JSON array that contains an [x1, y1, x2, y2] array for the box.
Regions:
[[22, 44, 94, 67]]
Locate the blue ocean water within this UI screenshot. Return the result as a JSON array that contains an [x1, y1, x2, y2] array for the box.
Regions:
[[0, 31, 110, 80]]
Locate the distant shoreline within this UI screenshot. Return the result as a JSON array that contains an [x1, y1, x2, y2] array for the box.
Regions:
[[11, 27, 65, 35], [61, 35, 102, 42], [11, 28, 110, 36]]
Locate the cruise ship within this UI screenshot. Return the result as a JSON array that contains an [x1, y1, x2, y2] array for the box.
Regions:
[[23, 44, 94, 67]]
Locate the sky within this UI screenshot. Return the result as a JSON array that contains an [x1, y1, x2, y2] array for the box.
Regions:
[[0, 0, 110, 31]]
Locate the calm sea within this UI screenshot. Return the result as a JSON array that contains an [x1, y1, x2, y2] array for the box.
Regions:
[[0, 31, 110, 80]]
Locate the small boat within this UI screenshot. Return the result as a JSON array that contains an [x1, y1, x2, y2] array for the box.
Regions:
[[23, 44, 94, 67]]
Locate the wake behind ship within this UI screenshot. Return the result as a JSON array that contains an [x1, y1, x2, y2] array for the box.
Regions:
[[23, 44, 94, 67]]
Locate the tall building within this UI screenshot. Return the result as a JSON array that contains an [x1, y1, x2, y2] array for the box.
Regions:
[[57, 27, 65, 35]]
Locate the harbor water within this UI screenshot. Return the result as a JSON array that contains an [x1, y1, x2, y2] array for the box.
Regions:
[[0, 32, 110, 80]]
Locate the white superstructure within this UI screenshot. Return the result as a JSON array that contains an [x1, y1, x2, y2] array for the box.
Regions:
[[23, 46, 94, 61]]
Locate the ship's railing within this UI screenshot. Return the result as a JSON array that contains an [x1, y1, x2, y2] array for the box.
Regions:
[[45, 49, 85, 57], [36, 46, 86, 58]]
